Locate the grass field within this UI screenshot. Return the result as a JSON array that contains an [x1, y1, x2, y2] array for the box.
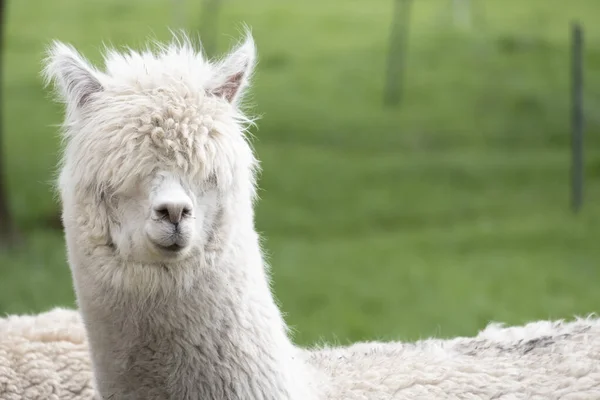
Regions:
[[1, 0, 600, 346]]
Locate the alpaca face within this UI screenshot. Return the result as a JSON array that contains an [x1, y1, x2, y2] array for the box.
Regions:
[[44, 33, 258, 263], [108, 171, 212, 263], [145, 174, 195, 255]]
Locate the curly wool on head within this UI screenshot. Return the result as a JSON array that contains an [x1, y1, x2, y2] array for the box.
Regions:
[[41, 34, 260, 269], [43, 33, 258, 206]]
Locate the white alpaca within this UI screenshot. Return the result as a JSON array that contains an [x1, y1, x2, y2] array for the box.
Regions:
[[1, 32, 599, 399], [43, 31, 320, 400]]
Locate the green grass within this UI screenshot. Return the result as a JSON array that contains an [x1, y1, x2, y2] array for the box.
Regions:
[[2, 0, 600, 345]]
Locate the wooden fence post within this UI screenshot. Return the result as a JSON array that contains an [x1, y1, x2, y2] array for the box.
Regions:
[[571, 21, 584, 213], [383, 0, 413, 106]]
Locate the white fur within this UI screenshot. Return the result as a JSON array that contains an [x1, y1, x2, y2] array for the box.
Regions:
[[1, 32, 599, 399], [0, 308, 95, 400]]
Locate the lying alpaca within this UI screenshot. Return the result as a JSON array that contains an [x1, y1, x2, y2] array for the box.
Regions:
[[1, 308, 599, 400], [1, 32, 598, 399]]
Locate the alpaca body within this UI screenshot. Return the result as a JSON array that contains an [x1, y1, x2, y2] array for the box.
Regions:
[[308, 317, 600, 399], [0, 308, 93, 400], [2, 309, 600, 400]]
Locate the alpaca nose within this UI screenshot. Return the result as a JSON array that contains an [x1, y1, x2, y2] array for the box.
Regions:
[[154, 201, 192, 225]]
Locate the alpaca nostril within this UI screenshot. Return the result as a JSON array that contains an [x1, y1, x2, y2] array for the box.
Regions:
[[155, 206, 169, 220], [154, 202, 192, 225]]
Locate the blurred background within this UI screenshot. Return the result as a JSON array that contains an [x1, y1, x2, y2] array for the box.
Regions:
[[0, 0, 599, 346]]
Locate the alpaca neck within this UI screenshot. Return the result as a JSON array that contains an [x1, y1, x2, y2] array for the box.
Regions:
[[71, 201, 319, 400]]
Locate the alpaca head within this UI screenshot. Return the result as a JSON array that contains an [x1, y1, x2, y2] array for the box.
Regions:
[[43, 33, 259, 264]]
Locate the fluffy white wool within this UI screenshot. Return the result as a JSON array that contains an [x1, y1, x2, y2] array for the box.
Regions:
[[309, 316, 600, 399], [1, 308, 599, 399], [0, 308, 94, 400]]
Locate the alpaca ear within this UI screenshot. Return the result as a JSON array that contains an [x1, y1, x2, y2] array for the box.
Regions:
[[208, 33, 256, 105], [43, 41, 104, 109]]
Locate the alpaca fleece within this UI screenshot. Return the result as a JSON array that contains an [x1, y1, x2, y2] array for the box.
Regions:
[[0, 308, 94, 400], [1, 308, 599, 399], [309, 316, 600, 399]]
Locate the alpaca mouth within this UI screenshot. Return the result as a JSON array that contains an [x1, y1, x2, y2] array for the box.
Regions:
[[159, 243, 184, 252], [153, 241, 188, 254], [147, 232, 191, 257]]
